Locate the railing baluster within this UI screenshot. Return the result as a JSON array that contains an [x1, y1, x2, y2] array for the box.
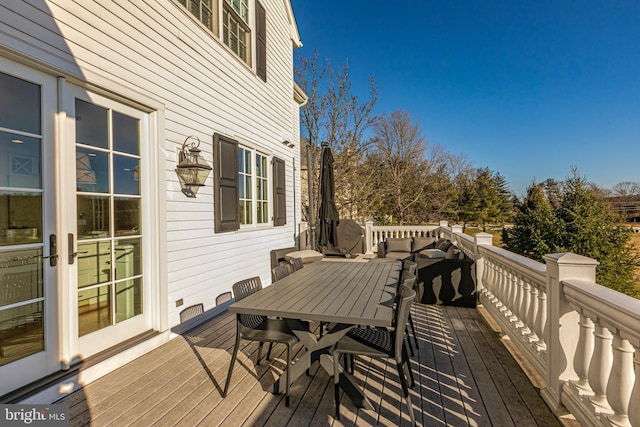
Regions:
[[605, 334, 635, 426], [588, 322, 614, 413], [528, 281, 539, 342], [629, 350, 640, 427], [536, 289, 547, 351], [573, 313, 594, 393], [519, 275, 530, 334]]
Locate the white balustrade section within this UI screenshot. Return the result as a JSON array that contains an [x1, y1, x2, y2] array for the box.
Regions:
[[364, 221, 440, 254], [356, 220, 639, 426], [562, 279, 640, 427]]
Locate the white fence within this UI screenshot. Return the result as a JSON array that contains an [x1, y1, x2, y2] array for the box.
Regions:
[[357, 221, 640, 426]]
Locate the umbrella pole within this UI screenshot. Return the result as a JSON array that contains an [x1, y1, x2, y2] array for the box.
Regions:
[[307, 142, 316, 250]]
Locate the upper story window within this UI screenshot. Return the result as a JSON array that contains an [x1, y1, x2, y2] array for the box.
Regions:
[[177, 0, 266, 79], [223, 0, 250, 64], [178, 0, 217, 32]]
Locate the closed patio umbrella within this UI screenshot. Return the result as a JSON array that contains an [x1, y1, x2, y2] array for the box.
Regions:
[[317, 143, 339, 252]]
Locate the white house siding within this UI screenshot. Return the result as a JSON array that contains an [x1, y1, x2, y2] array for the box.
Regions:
[[0, 0, 301, 382]]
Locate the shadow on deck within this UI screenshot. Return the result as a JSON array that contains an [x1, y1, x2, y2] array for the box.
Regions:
[[58, 304, 561, 426]]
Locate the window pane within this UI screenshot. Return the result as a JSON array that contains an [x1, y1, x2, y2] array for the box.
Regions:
[[77, 196, 110, 239], [237, 148, 244, 172], [76, 147, 109, 193], [114, 239, 141, 280], [245, 176, 251, 197], [0, 192, 42, 246], [114, 198, 140, 237], [76, 99, 108, 149], [0, 132, 41, 189], [113, 155, 140, 195], [115, 278, 142, 323], [77, 241, 111, 288], [0, 72, 41, 135], [246, 201, 252, 223], [0, 248, 43, 306], [0, 301, 44, 367], [113, 112, 139, 155], [78, 285, 111, 336]]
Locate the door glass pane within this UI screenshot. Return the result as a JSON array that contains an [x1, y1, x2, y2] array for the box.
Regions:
[[0, 132, 41, 189], [75, 99, 108, 149], [77, 241, 111, 288], [113, 112, 139, 155], [76, 147, 109, 193], [114, 198, 140, 237], [0, 248, 43, 306], [0, 301, 44, 367], [0, 192, 42, 246], [0, 72, 41, 135], [77, 196, 109, 239], [115, 278, 142, 323], [114, 239, 141, 280], [78, 285, 111, 336], [113, 155, 140, 195]]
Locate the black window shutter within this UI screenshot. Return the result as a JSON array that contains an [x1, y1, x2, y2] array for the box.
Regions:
[[273, 157, 286, 226], [214, 134, 240, 232], [256, 1, 267, 82]]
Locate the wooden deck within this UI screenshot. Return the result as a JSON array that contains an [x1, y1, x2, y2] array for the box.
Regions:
[[59, 304, 561, 426]]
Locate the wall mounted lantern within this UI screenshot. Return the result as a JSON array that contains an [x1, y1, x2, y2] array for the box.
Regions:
[[175, 135, 212, 198]]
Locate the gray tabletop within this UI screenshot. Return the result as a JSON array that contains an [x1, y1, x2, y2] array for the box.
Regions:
[[229, 260, 401, 327]]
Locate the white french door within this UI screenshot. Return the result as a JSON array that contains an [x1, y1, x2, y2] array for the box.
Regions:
[[64, 87, 151, 358], [0, 62, 59, 395]]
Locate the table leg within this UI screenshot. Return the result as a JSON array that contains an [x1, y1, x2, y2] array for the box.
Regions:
[[319, 353, 374, 410], [274, 326, 351, 394]]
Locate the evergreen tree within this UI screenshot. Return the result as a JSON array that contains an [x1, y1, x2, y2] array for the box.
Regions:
[[505, 170, 639, 298], [503, 182, 560, 260]]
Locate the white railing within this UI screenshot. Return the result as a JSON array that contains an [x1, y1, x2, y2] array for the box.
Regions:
[[362, 221, 639, 426], [363, 221, 442, 254]]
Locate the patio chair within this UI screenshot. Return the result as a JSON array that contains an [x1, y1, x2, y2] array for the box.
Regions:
[[332, 285, 417, 424], [402, 259, 417, 276], [223, 276, 300, 406], [289, 257, 304, 272], [401, 272, 420, 354], [271, 265, 291, 282]]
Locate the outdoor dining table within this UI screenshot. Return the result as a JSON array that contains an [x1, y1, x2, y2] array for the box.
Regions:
[[228, 259, 402, 409]]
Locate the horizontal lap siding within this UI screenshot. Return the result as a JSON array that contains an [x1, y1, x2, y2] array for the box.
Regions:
[[2, 0, 300, 326]]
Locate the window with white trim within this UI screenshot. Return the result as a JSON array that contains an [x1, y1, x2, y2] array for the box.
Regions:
[[178, 0, 217, 32], [238, 146, 269, 226], [176, 0, 267, 78], [223, 0, 251, 64]]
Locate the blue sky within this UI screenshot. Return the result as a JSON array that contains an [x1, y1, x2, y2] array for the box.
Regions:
[[291, 0, 640, 197]]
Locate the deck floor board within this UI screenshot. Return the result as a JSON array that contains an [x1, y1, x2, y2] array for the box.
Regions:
[[59, 305, 560, 426]]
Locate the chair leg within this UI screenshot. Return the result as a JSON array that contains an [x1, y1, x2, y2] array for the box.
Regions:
[[405, 330, 415, 357], [397, 362, 416, 425], [408, 313, 419, 349], [266, 342, 273, 360], [257, 342, 264, 365], [285, 343, 291, 407], [223, 331, 242, 397], [402, 341, 415, 388], [333, 352, 341, 420]]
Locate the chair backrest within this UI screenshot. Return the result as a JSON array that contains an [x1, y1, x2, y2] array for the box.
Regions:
[[271, 265, 291, 282], [179, 303, 204, 323], [289, 257, 304, 272], [402, 260, 417, 276], [232, 276, 265, 328], [394, 284, 416, 360]]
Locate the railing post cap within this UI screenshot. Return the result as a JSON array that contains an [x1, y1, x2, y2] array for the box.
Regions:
[[474, 232, 493, 245], [544, 252, 600, 267]]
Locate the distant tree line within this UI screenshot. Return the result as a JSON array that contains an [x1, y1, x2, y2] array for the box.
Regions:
[[295, 52, 514, 228], [296, 52, 639, 298]]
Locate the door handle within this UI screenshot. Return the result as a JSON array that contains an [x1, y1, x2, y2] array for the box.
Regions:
[[46, 234, 58, 267], [69, 233, 75, 264]]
